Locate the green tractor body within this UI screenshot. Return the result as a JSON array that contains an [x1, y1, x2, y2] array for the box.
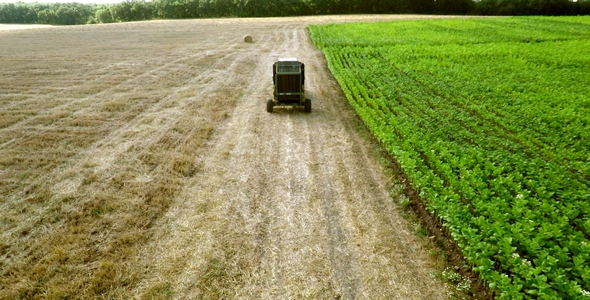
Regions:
[[267, 58, 311, 113]]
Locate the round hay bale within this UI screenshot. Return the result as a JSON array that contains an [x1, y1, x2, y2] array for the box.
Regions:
[[244, 35, 253, 43]]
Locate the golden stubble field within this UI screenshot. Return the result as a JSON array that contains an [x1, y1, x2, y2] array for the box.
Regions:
[[1, 16, 455, 299]]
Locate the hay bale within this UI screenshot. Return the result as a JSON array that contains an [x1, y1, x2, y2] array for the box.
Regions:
[[244, 35, 253, 43]]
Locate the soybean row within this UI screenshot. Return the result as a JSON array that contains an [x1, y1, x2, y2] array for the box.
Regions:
[[310, 16, 590, 299]]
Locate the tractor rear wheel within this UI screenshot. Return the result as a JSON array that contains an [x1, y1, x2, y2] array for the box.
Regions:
[[304, 98, 311, 113], [267, 100, 273, 113]]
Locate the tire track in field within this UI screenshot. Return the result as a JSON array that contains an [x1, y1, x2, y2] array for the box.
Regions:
[[130, 50, 274, 298]]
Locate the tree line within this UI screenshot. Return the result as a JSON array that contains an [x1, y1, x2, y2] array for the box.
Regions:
[[0, 0, 589, 25]]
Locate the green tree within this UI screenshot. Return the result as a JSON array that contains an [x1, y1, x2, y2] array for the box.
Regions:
[[95, 8, 114, 23], [0, 3, 37, 24], [131, 0, 153, 20], [153, 0, 187, 19], [55, 7, 78, 25], [36, 9, 56, 24], [435, 0, 475, 13]]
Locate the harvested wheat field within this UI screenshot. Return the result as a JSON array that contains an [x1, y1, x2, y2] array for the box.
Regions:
[[1, 15, 458, 299]]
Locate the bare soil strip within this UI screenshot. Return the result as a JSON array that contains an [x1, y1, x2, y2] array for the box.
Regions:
[[1, 16, 455, 299]]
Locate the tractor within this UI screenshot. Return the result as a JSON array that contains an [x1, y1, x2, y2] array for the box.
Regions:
[[267, 58, 311, 113]]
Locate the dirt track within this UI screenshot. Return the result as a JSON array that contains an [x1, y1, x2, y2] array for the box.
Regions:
[[1, 16, 450, 299]]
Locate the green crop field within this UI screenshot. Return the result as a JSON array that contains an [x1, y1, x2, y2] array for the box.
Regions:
[[310, 16, 590, 299]]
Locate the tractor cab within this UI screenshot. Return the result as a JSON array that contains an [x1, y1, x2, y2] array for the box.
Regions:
[[267, 58, 311, 113]]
